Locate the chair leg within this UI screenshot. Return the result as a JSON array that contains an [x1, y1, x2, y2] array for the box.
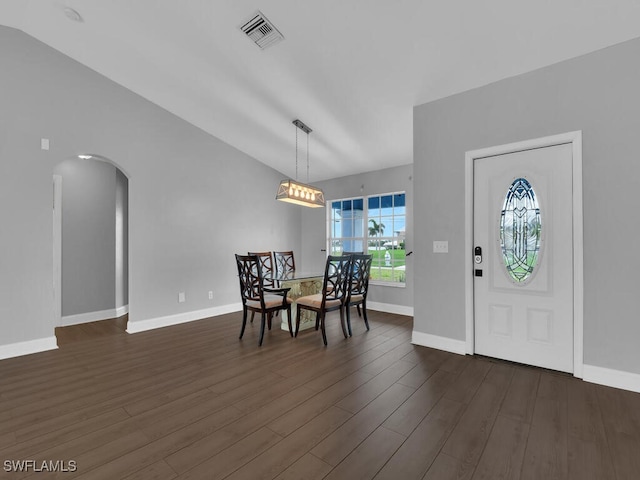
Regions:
[[340, 307, 348, 339], [250, 311, 255, 323], [320, 313, 328, 346], [315, 312, 320, 330], [346, 305, 353, 337], [356, 305, 362, 317], [295, 305, 301, 337], [258, 313, 267, 346], [239, 308, 248, 339], [362, 301, 370, 330], [286, 306, 293, 337], [267, 312, 272, 330]]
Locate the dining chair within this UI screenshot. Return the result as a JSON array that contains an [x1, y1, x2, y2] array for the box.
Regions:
[[248, 251, 275, 288], [345, 254, 373, 336], [294, 255, 352, 346], [342, 251, 364, 256], [235, 254, 293, 346], [248, 251, 276, 323], [273, 250, 296, 277]]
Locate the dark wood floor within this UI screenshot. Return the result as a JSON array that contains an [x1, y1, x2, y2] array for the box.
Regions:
[[55, 315, 130, 347], [1, 310, 639, 479]]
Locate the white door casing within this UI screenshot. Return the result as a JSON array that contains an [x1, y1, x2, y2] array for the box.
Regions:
[[464, 132, 584, 377], [53, 174, 62, 327]]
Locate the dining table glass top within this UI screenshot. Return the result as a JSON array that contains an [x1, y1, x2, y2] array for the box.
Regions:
[[266, 271, 324, 282]]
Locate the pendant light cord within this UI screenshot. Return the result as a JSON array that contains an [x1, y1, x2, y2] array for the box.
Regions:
[[292, 119, 312, 184], [295, 123, 299, 181], [306, 132, 310, 183]]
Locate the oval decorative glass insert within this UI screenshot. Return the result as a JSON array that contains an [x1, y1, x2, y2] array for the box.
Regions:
[[500, 177, 542, 283]]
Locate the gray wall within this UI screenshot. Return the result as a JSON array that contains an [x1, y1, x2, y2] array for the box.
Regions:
[[54, 158, 118, 317], [0, 26, 300, 347], [414, 36, 640, 374], [301, 164, 413, 309]]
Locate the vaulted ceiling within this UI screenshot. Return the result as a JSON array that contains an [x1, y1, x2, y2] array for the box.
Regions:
[[3, 1, 640, 181]]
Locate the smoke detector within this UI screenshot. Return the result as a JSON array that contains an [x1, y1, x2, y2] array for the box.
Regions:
[[240, 11, 284, 50]]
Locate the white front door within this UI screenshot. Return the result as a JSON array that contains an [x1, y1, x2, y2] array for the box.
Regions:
[[473, 143, 574, 373]]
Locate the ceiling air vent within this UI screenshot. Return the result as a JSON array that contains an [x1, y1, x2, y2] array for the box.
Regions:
[[240, 11, 284, 50]]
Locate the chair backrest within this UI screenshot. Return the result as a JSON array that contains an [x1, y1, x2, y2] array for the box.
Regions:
[[342, 251, 364, 256], [235, 254, 264, 304], [322, 255, 352, 304], [273, 251, 296, 276], [348, 254, 373, 297], [248, 251, 275, 288]]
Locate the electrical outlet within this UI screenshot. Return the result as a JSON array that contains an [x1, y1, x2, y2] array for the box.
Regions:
[[178, 292, 186, 303], [208, 291, 213, 300], [433, 240, 449, 253]]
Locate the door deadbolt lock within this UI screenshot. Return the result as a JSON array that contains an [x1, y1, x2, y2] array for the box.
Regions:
[[474, 246, 482, 264]]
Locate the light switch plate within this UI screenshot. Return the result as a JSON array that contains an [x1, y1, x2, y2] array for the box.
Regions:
[[41, 138, 50, 150], [433, 241, 449, 253], [178, 292, 186, 303]]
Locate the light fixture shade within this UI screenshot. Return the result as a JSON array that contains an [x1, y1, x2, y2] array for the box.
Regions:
[[276, 179, 325, 208]]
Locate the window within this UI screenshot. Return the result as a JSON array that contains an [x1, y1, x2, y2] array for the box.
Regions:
[[328, 192, 406, 285], [500, 177, 541, 284]]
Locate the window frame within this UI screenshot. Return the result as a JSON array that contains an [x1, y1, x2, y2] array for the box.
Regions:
[[327, 191, 406, 287]]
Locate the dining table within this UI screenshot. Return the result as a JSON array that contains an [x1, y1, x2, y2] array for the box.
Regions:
[[268, 271, 324, 332]]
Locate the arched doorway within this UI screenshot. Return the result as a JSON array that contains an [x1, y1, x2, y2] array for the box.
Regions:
[[53, 154, 129, 334]]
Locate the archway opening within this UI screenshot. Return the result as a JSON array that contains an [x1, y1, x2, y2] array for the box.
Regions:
[[53, 154, 129, 344]]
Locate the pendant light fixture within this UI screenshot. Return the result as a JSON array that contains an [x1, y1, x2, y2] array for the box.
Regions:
[[276, 119, 325, 208]]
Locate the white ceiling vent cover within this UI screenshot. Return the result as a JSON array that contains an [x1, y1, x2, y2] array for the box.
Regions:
[[240, 11, 284, 50]]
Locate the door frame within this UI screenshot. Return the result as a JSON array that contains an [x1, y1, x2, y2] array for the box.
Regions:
[[464, 131, 584, 378], [53, 174, 62, 327]]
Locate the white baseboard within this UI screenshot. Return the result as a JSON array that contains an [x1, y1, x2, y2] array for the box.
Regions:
[[127, 303, 243, 334], [367, 301, 413, 317], [115, 305, 129, 318], [127, 301, 411, 334], [583, 364, 640, 394], [61, 306, 129, 327], [411, 330, 467, 355], [407, 334, 640, 394], [0, 336, 58, 361]]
